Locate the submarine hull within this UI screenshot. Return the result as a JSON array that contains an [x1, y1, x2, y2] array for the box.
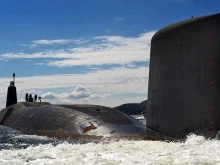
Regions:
[[0, 102, 145, 139], [147, 13, 220, 138]]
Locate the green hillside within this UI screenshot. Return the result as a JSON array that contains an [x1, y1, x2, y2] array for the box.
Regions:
[[114, 100, 147, 115]]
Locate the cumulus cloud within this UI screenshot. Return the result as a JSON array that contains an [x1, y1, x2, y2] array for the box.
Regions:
[[0, 67, 148, 94], [41, 92, 58, 99], [22, 89, 38, 94], [0, 85, 111, 109], [0, 31, 156, 67], [0, 66, 148, 107], [0, 32, 152, 107], [41, 85, 110, 100]]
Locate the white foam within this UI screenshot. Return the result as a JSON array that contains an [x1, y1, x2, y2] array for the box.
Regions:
[[0, 134, 220, 165], [12, 134, 52, 141]]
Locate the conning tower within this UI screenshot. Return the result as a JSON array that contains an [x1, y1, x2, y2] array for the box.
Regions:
[[147, 13, 220, 138], [6, 73, 17, 107]]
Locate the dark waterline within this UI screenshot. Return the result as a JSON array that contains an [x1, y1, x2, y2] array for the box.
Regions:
[[0, 116, 146, 150]]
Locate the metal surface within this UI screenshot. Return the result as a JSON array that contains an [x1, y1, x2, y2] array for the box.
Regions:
[[147, 13, 220, 138], [0, 102, 145, 139], [6, 74, 17, 108], [6, 86, 17, 108]]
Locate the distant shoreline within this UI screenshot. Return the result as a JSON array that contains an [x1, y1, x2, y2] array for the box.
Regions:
[[114, 100, 147, 115]]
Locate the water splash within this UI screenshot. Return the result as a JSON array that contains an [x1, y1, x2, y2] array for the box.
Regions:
[[0, 124, 220, 165]]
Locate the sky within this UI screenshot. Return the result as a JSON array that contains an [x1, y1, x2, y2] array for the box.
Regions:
[[0, 0, 219, 109]]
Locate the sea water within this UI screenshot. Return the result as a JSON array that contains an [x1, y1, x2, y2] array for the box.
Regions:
[[1, 118, 220, 164]]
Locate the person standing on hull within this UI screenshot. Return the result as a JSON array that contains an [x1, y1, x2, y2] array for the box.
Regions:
[[34, 94, 37, 102], [38, 97, 41, 102], [29, 94, 33, 102], [25, 93, 28, 102]]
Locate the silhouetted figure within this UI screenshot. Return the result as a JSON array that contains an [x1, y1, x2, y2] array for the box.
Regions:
[[38, 97, 41, 102], [25, 93, 28, 102], [29, 94, 33, 102], [34, 94, 37, 102]]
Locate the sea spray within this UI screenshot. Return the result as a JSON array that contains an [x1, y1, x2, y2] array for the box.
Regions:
[[0, 129, 220, 165]]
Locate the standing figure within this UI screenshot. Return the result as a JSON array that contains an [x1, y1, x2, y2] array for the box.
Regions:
[[25, 93, 28, 102], [29, 94, 33, 102], [34, 94, 37, 102], [38, 97, 42, 102]]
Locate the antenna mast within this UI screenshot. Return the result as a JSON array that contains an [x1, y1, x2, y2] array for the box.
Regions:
[[13, 73, 15, 86]]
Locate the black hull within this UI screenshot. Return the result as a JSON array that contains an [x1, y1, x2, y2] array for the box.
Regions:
[[0, 102, 145, 139], [147, 13, 220, 138]]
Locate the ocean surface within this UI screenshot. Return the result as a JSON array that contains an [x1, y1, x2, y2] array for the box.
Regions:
[[1, 116, 220, 165]]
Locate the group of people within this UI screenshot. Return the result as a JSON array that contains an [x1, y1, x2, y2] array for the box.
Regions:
[[25, 93, 38, 102]]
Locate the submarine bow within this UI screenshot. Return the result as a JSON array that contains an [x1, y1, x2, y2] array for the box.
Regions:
[[147, 13, 220, 139], [0, 102, 145, 138]]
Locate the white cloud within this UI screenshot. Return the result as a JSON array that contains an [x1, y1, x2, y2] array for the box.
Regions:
[[31, 39, 90, 46], [0, 66, 148, 108], [0, 32, 153, 108], [90, 93, 110, 99], [41, 92, 58, 99], [32, 39, 73, 45], [0, 98, 6, 110], [41, 85, 110, 100], [62, 85, 91, 99], [19, 39, 90, 48], [0, 31, 155, 67], [22, 89, 38, 94], [0, 67, 148, 93], [114, 18, 125, 21]]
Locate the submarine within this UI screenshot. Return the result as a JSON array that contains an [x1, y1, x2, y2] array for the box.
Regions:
[[1, 13, 220, 141], [0, 74, 145, 140], [146, 13, 220, 139]]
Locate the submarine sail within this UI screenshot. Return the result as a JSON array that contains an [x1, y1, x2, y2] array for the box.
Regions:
[[147, 13, 220, 138], [6, 73, 17, 108]]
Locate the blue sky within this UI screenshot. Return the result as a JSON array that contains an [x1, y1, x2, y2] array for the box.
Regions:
[[0, 0, 219, 108]]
